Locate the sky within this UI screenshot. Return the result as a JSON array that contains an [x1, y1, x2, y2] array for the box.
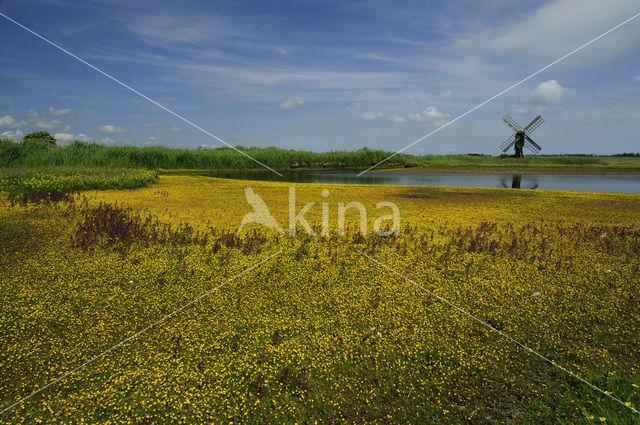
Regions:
[[0, 0, 639, 155]]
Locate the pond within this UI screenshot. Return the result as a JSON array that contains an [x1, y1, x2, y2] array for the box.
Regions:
[[186, 170, 640, 194]]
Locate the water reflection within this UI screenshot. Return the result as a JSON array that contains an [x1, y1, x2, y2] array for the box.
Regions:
[[501, 175, 539, 189], [174, 169, 640, 193]]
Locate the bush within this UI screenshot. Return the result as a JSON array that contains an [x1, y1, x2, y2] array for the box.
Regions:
[[22, 131, 57, 149], [0, 139, 24, 164]]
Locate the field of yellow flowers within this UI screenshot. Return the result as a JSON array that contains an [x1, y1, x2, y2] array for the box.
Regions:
[[1, 175, 639, 424]]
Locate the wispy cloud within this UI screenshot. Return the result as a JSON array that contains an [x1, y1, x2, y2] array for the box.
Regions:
[[361, 111, 383, 120], [0, 115, 19, 127], [49, 107, 71, 116], [119, 14, 243, 46], [275, 47, 293, 55], [400, 94, 423, 103], [408, 106, 446, 122], [354, 53, 399, 63], [36, 119, 63, 130], [456, 0, 640, 66], [54, 132, 92, 144], [436, 89, 452, 100], [279, 98, 304, 110], [99, 124, 126, 133], [1, 129, 24, 140]]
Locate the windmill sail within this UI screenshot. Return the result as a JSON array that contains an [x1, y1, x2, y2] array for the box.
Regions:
[[525, 135, 542, 151], [500, 134, 517, 152], [499, 114, 544, 155], [524, 136, 542, 154], [502, 115, 522, 132], [523, 115, 544, 134]]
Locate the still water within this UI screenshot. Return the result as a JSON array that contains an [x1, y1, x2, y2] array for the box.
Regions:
[[191, 170, 640, 193]]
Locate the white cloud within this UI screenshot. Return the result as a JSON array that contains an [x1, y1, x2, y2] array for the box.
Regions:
[[345, 103, 363, 113], [122, 14, 240, 46], [99, 124, 126, 133], [148, 136, 157, 141], [54, 133, 92, 144], [422, 106, 446, 119], [408, 106, 446, 122], [27, 110, 40, 121], [53, 133, 75, 142], [5, 108, 69, 132], [36, 119, 62, 129], [100, 137, 115, 144], [279, 98, 304, 111], [434, 120, 450, 127], [144, 122, 157, 127], [275, 46, 293, 55], [1, 130, 24, 140], [511, 106, 533, 114], [355, 53, 399, 62], [171, 126, 181, 131], [0, 115, 17, 127], [634, 74, 640, 82], [400, 94, 422, 102], [391, 115, 406, 123], [48, 107, 71, 116], [436, 89, 452, 100], [361, 111, 383, 120], [529, 80, 569, 105], [460, 0, 640, 64]]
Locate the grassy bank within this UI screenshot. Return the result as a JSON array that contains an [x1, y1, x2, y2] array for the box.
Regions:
[[1, 176, 639, 423], [2, 139, 639, 173], [376, 166, 640, 175], [0, 166, 157, 196], [396, 154, 640, 172], [0, 139, 411, 170]]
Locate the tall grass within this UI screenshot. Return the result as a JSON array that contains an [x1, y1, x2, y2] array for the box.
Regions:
[[0, 139, 411, 170], [2, 139, 639, 171]]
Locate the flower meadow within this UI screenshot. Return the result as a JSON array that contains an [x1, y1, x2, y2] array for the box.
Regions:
[[1, 175, 639, 424]]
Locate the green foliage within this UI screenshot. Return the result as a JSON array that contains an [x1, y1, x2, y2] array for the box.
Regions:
[[0, 139, 410, 169], [22, 131, 57, 148], [1, 138, 640, 171], [0, 166, 157, 196]]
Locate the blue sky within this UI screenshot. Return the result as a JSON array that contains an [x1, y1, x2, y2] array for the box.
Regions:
[[0, 0, 639, 154]]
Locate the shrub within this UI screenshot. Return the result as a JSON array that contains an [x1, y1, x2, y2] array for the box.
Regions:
[[0, 139, 24, 164], [22, 131, 57, 149]]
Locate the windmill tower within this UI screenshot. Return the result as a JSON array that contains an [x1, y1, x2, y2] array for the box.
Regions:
[[499, 114, 544, 157]]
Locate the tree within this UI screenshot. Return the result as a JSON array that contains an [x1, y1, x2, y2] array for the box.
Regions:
[[22, 131, 57, 148]]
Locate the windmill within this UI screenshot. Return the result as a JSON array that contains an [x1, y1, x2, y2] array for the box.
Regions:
[[499, 114, 543, 157]]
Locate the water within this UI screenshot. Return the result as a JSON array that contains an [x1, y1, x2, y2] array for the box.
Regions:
[[186, 170, 640, 193]]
